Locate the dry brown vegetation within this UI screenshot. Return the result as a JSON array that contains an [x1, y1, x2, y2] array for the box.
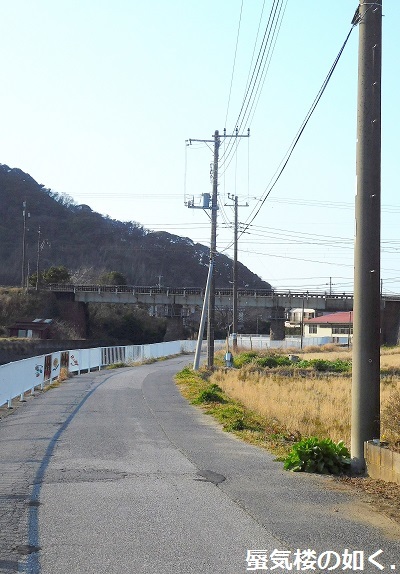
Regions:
[[210, 345, 400, 449]]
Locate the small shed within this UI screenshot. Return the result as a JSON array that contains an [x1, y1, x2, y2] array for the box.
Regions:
[[8, 318, 54, 339]]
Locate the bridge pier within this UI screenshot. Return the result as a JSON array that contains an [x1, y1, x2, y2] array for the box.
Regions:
[[269, 307, 285, 341], [381, 300, 400, 346], [48, 286, 400, 346], [163, 316, 187, 341]]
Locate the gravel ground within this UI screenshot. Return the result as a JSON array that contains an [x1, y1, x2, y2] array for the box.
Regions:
[[337, 475, 400, 525]]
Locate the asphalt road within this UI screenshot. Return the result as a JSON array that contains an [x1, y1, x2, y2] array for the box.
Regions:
[[1, 356, 399, 574]]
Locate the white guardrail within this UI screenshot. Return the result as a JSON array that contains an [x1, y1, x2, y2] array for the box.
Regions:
[[0, 339, 222, 410], [1, 336, 344, 409]]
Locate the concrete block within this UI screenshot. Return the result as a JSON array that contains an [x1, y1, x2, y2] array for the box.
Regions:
[[365, 441, 400, 485], [365, 443, 380, 480], [392, 450, 400, 485]]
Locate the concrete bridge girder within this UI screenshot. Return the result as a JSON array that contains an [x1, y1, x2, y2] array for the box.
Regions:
[[71, 289, 354, 312], [49, 285, 400, 344]]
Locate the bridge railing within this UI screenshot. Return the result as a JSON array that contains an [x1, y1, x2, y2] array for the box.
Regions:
[[0, 339, 222, 410], [46, 284, 358, 300]]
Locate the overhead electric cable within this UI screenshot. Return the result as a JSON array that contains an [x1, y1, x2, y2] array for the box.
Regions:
[[247, 0, 288, 127], [242, 0, 267, 103], [219, 0, 286, 172], [219, 0, 279, 166], [224, 0, 244, 129], [239, 13, 360, 238]]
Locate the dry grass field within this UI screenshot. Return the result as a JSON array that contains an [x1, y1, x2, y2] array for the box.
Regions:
[[175, 345, 400, 524], [210, 345, 400, 449]]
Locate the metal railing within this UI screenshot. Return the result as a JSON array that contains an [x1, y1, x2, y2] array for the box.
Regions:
[[0, 339, 207, 410], [46, 283, 360, 301], [231, 335, 349, 350]]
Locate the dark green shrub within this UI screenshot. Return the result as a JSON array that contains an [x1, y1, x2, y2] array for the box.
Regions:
[[224, 417, 246, 431], [283, 437, 351, 475], [296, 359, 351, 373], [195, 384, 225, 404], [256, 356, 279, 368], [256, 355, 292, 368]]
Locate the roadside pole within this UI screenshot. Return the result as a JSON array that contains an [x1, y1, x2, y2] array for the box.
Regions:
[[207, 130, 220, 368], [351, 0, 382, 471], [193, 262, 213, 371]]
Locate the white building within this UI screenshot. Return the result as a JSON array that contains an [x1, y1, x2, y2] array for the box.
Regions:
[[285, 308, 315, 328], [304, 311, 353, 343]]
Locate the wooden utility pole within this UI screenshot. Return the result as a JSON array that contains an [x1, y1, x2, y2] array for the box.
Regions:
[[351, 0, 382, 471]]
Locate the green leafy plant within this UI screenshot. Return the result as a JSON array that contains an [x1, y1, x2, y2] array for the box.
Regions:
[[283, 437, 351, 475]]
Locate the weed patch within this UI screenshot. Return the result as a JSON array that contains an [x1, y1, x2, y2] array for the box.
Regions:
[[105, 362, 127, 369], [233, 351, 258, 368], [283, 437, 351, 475], [296, 358, 351, 373], [175, 364, 295, 457], [194, 384, 226, 404]]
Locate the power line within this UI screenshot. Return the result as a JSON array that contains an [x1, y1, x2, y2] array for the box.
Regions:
[[219, 0, 286, 173], [224, 0, 244, 128], [240, 14, 359, 237], [247, 0, 288, 128]]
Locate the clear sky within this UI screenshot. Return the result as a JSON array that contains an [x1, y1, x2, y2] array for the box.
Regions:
[[0, 1, 398, 294]]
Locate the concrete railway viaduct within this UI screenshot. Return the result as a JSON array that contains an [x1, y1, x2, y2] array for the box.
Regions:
[[48, 284, 400, 346]]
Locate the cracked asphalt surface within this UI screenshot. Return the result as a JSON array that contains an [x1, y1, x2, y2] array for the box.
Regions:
[[1, 356, 399, 573]]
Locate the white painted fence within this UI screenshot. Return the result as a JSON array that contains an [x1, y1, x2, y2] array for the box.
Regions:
[[0, 339, 206, 409], [3, 336, 319, 409], [232, 335, 349, 349]]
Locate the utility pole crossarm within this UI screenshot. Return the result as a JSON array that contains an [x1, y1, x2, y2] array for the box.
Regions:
[[188, 129, 250, 146]]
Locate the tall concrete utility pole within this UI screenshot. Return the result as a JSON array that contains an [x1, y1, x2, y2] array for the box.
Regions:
[[187, 129, 249, 368], [36, 226, 41, 291], [21, 201, 29, 289], [207, 130, 220, 368], [351, 0, 382, 471], [226, 193, 248, 352], [232, 194, 238, 352]]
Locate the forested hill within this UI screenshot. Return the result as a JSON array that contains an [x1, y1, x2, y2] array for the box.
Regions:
[[0, 164, 271, 289]]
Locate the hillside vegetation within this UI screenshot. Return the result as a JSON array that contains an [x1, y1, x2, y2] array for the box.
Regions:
[[0, 164, 270, 289], [0, 288, 167, 345]]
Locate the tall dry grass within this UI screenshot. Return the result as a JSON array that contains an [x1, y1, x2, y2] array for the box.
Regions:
[[211, 347, 400, 447]]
